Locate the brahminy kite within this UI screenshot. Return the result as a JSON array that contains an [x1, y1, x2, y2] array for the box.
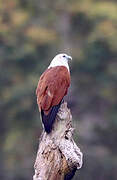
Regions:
[[36, 53, 72, 133]]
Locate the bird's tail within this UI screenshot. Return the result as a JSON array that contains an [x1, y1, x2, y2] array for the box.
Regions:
[[41, 100, 63, 133]]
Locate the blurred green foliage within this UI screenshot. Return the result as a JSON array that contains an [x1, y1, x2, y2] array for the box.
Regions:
[[0, 0, 117, 179]]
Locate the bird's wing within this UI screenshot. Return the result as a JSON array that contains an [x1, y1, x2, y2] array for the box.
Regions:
[[36, 66, 70, 112]]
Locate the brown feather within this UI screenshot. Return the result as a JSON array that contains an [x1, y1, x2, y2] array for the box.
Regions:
[[36, 66, 70, 114]]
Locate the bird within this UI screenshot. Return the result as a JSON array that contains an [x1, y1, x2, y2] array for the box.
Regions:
[[36, 53, 72, 133]]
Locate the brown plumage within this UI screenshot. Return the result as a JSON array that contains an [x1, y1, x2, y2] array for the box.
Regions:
[[36, 53, 72, 133], [36, 66, 70, 114]]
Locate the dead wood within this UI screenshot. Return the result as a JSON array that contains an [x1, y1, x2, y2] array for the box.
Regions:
[[33, 102, 83, 180]]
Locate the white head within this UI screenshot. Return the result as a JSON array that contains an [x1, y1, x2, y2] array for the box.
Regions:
[[48, 53, 72, 71]]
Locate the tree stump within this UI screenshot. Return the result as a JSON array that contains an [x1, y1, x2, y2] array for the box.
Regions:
[[33, 102, 83, 180]]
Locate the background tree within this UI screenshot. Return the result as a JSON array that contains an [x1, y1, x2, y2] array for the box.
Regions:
[[0, 0, 117, 179]]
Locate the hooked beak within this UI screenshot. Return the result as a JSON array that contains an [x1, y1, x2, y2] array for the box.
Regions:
[[67, 56, 72, 61]]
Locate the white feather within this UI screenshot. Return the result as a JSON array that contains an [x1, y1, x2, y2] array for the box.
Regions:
[[48, 53, 72, 72]]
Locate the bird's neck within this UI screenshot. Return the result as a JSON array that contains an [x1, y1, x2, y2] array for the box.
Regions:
[[48, 60, 70, 72]]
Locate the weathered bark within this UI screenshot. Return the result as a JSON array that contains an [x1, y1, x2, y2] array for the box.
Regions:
[[33, 102, 83, 180]]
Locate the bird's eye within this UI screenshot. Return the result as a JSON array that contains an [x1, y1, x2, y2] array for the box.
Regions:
[[63, 55, 66, 58]]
